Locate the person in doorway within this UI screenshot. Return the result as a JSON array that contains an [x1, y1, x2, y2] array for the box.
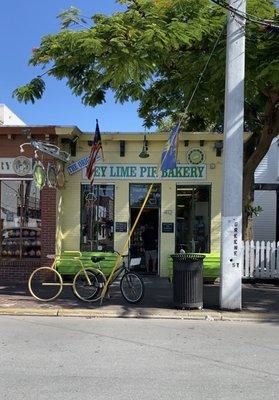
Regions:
[[142, 223, 157, 273], [194, 216, 206, 252]]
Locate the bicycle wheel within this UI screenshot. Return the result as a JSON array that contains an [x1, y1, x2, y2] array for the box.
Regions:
[[73, 268, 104, 302], [120, 272, 144, 303], [28, 267, 63, 301]]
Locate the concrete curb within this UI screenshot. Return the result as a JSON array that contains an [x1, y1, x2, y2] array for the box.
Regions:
[[0, 307, 278, 322], [0, 308, 59, 316]]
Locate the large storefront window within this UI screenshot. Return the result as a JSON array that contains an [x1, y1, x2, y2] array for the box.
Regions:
[[176, 185, 211, 253], [0, 180, 41, 259], [81, 185, 114, 252]]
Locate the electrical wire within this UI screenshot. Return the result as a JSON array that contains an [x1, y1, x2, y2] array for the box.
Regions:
[[159, 22, 226, 171], [179, 23, 226, 125], [211, 0, 279, 31]]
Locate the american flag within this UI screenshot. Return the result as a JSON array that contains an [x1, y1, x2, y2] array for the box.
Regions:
[[86, 120, 103, 184]]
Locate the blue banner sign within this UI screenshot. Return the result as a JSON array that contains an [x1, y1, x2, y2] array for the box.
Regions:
[[67, 154, 102, 175], [67, 155, 89, 175]]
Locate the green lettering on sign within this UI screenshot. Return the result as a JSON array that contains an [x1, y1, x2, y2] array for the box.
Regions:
[[197, 166, 204, 178], [140, 167, 147, 177], [84, 164, 206, 180]]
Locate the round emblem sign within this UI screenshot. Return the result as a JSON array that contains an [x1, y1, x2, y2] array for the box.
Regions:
[[12, 156, 32, 176], [187, 148, 205, 165]]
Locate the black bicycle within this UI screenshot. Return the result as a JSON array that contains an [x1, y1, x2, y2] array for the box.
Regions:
[[73, 251, 145, 304]]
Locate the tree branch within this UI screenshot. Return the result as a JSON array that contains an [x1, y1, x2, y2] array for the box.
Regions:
[[130, 0, 146, 18], [244, 91, 279, 179]]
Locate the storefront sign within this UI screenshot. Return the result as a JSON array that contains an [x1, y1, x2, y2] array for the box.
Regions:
[[162, 222, 174, 233], [0, 157, 32, 176], [115, 222, 128, 232], [82, 164, 206, 180]]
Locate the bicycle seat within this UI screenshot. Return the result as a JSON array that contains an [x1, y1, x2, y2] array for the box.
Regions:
[[91, 256, 106, 263]]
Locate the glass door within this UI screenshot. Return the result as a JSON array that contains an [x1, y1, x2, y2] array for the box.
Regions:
[[129, 184, 160, 274]]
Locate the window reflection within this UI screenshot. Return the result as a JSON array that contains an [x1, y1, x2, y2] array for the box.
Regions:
[[81, 185, 114, 252], [130, 184, 161, 208]]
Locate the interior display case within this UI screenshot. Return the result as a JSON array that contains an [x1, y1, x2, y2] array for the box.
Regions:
[[1, 227, 41, 258]]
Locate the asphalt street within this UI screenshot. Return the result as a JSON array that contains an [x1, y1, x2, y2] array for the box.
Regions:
[[1, 317, 278, 400]]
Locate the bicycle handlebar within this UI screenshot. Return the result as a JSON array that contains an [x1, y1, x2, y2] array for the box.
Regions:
[[114, 250, 129, 258]]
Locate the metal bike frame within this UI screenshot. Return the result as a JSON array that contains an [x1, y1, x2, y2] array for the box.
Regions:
[[45, 251, 97, 287]]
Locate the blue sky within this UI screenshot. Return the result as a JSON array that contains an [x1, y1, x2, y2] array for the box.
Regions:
[[0, 0, 146, 132], [1, 1, 278, 132]]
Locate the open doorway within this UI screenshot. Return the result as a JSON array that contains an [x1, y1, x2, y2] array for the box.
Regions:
[[130, 208, 159, 275]]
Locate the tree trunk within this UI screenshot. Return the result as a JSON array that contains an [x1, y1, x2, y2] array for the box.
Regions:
[[242, 89, 279, 240], [243, 167, 255, 241]]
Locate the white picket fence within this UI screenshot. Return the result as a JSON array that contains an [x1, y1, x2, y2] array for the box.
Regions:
[[243, 241, 279, 279]]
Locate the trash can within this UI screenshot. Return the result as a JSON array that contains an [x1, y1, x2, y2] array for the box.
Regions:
[[171, 253, 205, 309]]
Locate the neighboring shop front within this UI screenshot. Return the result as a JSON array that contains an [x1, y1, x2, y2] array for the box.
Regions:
[[58, 132, 228, 277], [0, 125, 79, 281]]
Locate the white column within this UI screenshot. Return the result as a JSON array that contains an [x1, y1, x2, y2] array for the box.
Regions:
[[220, 0, 246, 310]]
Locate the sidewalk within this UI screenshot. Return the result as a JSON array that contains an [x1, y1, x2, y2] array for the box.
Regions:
[[0, 277, 278, 322]]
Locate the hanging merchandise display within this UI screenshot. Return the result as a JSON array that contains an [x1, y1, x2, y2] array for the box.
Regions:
[[56, 162, 65, 189], [30, 140, 70, 163], [47, 163, 57, 188], [20, 140, 71, 164], [33, 160, 46, 189]]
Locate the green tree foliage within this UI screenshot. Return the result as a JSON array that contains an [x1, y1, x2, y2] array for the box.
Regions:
[[13, 0, 277, 125], [13, 0, 279, 238]]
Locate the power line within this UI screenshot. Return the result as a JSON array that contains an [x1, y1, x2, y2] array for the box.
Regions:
[[179, 23, 226, 125], [211, 0, 279, 31]]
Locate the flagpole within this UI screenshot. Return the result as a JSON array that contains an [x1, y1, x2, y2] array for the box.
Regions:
[[100, 184, 154, 303], [99, 123, 179, 303]]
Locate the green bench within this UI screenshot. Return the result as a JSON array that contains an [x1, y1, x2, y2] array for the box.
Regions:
[[167, 253, 220, 282], [55, 251, 117, 277]]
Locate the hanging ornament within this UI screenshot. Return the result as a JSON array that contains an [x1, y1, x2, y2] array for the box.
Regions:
[[56, 162, 65, 189], [47, 163, 57, 188], [33, 160, 46, 189]]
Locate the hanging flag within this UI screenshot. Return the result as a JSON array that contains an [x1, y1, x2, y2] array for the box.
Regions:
[[160, 123, 180, 172], [86, 120, 103, 184]]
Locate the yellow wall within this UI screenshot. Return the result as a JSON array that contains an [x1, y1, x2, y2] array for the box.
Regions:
[[56, 133, 223, 276]]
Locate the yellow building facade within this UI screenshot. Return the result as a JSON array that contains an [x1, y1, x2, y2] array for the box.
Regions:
[[55, 131, 229, 277]]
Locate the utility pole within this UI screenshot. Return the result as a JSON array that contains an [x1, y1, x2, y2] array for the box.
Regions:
[[220, 0, 246, 310]]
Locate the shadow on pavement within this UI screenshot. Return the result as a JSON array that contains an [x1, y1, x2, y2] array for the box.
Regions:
[[0, 277, 278, 321]]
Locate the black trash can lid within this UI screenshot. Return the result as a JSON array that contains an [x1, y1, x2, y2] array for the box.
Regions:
[[171, 253, 205, 261]]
